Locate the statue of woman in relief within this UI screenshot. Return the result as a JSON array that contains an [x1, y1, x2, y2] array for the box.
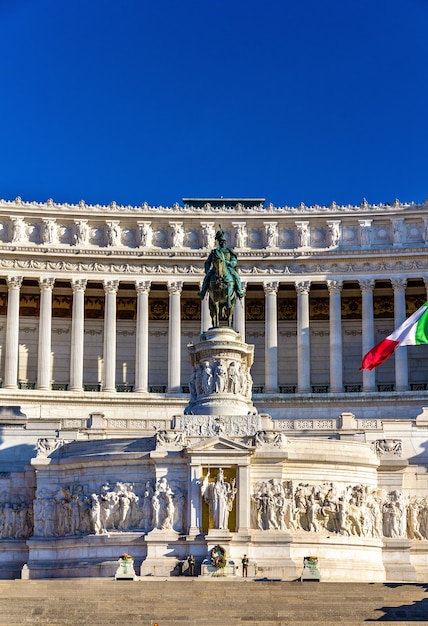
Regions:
[[201, 361, 213, 394], [201, 468, 237, 530]]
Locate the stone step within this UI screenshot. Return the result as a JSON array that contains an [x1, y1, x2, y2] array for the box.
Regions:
[[0, 579, 427, 625]]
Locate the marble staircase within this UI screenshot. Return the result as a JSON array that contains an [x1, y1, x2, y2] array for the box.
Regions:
[[0, 578, 427, 625]]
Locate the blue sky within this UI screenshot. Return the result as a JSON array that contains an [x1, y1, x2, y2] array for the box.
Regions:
[[1, 0, 427, 208]]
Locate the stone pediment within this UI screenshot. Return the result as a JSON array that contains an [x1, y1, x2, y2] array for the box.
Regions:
[[187, 436, 251, 453], [186, 436, 252, 464]]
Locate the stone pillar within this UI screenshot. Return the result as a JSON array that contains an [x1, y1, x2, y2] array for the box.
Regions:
[[167, 281, 183, 393], [296, 281, 311, 393], [188, 463, 203, 535], [327, 280, 343, 393], [360, 279, 376, 392], [103, 280, 119, 392], [134, 280, 151, 393], [392, 278, 408, 391], [264, 281, 279, 393], [37, 277, 55, 390], [4, 276, 23, 389], [200, 279, 211, 333], [237, 463, 251, 534], [69, 279, 87, 392], [233, 281, 246, 340]]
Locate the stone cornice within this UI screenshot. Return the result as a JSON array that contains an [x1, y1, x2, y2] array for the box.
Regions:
[[2, 196, 427, 218], [0, 252, 426, 282]]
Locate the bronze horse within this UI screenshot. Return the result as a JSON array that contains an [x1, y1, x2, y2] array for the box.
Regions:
[[207, 247, 236, 328]]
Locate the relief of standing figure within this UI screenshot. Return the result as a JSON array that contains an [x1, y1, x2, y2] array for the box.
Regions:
[[201, 468, 237, 530]]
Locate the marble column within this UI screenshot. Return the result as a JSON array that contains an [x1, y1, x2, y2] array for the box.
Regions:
[[103, 280, 119, 392], [200, 280, 211, 333], [237, 463, 251, 534], [134, 280, 151, 393], [264, 281, 279, 393], [296, 281, 311, 393], [392, 278, 408, 391], [37, 277, 55, 390], [360, 279, 376, 392], [167, 281, 183, 393], [69, 279, 87, 392], [188, 463, 203, 535], [327, 280, 343, 393], [233, 281, 247, 341], [4, 276, 23, 389]]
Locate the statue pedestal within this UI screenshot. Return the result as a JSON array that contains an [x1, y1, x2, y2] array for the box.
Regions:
[[206, 529, 232, 545], [185, 327, 256, 416], [201, 538, 237, 577], [140, 530, 181, 577], [201, 563, 237, 577], [115, 558, 137, 581], [300, 557, 320, 582]]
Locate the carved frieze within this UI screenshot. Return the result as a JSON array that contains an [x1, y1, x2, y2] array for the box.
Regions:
[[181, 414, 260, 437]]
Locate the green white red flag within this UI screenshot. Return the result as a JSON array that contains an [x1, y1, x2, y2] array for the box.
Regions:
[[360, 301, 428, 370]]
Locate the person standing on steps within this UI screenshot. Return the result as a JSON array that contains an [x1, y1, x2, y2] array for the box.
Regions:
[[242, 554, 249, 578], [187, 554, 195, 576]]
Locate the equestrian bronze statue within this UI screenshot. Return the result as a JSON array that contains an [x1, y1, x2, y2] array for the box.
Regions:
[[198, 226, 244, 327]]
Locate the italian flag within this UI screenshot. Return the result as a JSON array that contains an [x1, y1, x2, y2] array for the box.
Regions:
[[360, 301, 428, 370]]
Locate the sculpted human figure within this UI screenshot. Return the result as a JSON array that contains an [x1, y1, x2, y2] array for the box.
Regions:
[[297, 223, 309, 247], [151, 477, 175, 530], [139, 222, 152, 247], [393, 221, 403, 244], [407, 499, 423, 540], [40, 497, 57, 537], [235, 224, 247, 248], [77, 492, 93, 534], [201, 468, 236, 530], [161, 491, 174, 530], [307, 494, 321, 533], [201, 223, 215, 249], [75, 221, 89, 246], [140, 496, 152, 531], [11, 217, 26, 243], [246, 369, 253, 397], [201, 361, 213, 394], [266, 223, 277, 248], [360, 222, 371, 246], [171, 223, 184, 248], [151, 490, 160, 529], [227, 361, 240, 394], [198, 226, 244, 326], [43, 220, 57, 245], [214, 361, 227, 393], [328, 222, 340, 247], [107, 222, 121, 247]]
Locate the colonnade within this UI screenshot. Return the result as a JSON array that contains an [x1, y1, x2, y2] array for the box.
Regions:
[[1, 274, 422, 394]]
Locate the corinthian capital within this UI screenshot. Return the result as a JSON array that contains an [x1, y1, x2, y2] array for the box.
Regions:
[[167, 281, 183, 295], [38, 277, 55, 292], [359, 279, 375, 293], [327, 280, 343, 293], [71, 279, 87, 293], [7, 276, 23, 290], [295, 280, 311, 295], [136, 280, 151, 295], [103, 280, 119, 295], [391, 278, 407, 293], [263, 281, 279, 295]]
